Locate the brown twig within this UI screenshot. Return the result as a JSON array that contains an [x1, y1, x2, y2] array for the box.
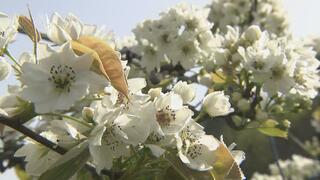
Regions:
[[18, 26, 50, 42]]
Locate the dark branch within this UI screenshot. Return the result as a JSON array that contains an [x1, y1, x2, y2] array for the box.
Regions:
[[0, 114, 67, 154], [0, 114, 122, 178]]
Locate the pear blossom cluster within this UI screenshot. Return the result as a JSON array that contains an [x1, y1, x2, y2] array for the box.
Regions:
[[0, 0, 319, 178], [207, 0, 289, 36], [12, 74, 237, 175], [304, 35, 320, 59], [204, 25, 320, 98], [252, 155, 320, 180], [0, 11, 242, 178], [132, 3, 215, 71]]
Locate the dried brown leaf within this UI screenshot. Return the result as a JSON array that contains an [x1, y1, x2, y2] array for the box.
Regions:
[[18, 16, 40, 42], [71, 36, 128, 98]]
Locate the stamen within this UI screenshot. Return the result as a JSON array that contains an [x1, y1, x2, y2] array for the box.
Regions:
[[48, 64, 76, 93], [156, 105, 176, 127]]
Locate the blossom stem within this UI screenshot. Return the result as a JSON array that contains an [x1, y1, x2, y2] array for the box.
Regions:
[[269, 137, 286, 180], [288, 132, 316, 158], [194, 109, 208, 122], [4, 49, 22, 73], [163, 155, 189, 180], [17, 27, 51, 42], [42, 113, 93, 128]]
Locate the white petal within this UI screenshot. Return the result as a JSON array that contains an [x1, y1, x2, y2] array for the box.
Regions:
[[145, 145, 165, 157]]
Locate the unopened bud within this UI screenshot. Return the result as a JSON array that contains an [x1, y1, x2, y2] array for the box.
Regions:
[[237, 99, 250, 112], [148, 88, 162, 100], [82, 107, 94, 122], [282, 120, 291, 129], [231, 92, 242, 102], [244, 25, 262, 42], [270, 105, 283, 114]]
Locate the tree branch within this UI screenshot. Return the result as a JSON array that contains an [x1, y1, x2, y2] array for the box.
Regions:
[[0, 114, 67, 154], [0, 114, 123, 178]]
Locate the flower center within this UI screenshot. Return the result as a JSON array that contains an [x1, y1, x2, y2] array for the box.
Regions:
[[156, 105, 176, 127], [182, 45, 191, 55], [294, 71, 307, 85], [160, 33, 170, 44], [102, 122, 124, 151], [185, 19, 198, 31], [0, 31, 4, 37], [271, 66, 285, 79], [48, 64, 76, 93], [180, 127, 202, 159], [252, 60, 265, 70], [147, 132, 164, 143]]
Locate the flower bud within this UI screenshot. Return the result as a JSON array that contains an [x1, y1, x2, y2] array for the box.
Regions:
[[244, 25, 261, 42], [282, 120, 291, 129], [0, 58, 11, 81], [231, 92, 242, 102], [82, 107, 94, 122], [172, 81, 195, 104], [203, 91, 234, 117], [237, 99, 250, 112], [270, 105, 283, 114], [148, 88, 162, 100]]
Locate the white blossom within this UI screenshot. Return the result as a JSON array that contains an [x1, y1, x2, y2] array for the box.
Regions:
[[89, 99, 152, 172], [47, 12, 114, 45], [154, 92, 193, 135], [207, 0, 289, 36], [0, 12, 18, 50], [172, 81, 195, 104], [203, 91, 234, 117], [0, 57, 10, 80], [20, 43, 106, 113], [14, 132, 61, 176], [176, 120, 219, 171], [252, 155, 320, 180]]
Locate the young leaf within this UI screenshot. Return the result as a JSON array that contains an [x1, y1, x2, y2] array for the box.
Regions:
[[39, 141, 90, 180], [258, 119, 288, 138], [211, 140, 244, 180], [18, 16, 40, 42], [71, 36, 129, 98], [14, 165, 32, 180], [211, 71, 226, 84]]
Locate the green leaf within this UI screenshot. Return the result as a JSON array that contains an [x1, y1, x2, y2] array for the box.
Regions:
[[14, 165, 32, 180], [39, 141, 90, 180], [258, 119, 288, 138]]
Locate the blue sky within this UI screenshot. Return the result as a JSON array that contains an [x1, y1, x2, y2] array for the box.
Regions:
[[1, 0, 320, 178], [1, 0, 320, 95]]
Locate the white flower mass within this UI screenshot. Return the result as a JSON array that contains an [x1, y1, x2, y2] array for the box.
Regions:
[[132, 3, 215, 71], [0, 0, 319, 178]]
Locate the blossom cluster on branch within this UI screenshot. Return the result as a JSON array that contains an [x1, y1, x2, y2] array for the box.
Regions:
[[0, 9, 243, 180], [0, 0, 319, 179]]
